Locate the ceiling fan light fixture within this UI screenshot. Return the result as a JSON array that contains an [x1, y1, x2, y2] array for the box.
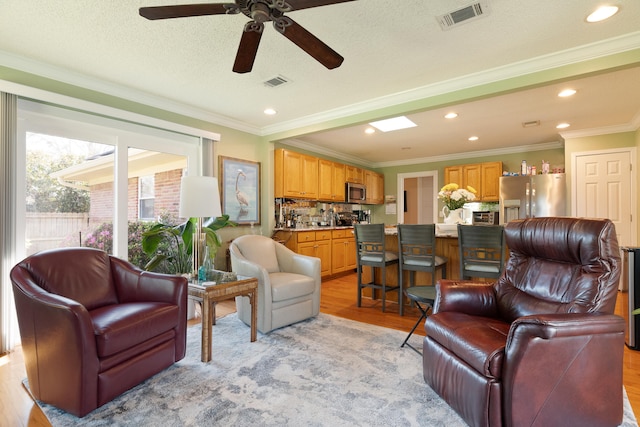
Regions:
[[369, 116, 417, 132]]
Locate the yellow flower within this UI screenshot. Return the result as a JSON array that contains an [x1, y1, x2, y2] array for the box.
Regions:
[[440, 183, 459, 192], [438, 182, 476, 210]]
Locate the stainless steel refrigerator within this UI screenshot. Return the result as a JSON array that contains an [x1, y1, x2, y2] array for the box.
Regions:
[[498, 173, 567, 224]]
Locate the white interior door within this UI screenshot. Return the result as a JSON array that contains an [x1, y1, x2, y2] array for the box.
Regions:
[[573, 148, 636, 247]]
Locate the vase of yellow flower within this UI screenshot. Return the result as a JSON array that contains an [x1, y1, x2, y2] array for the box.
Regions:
[[438, 183, 477, 224]]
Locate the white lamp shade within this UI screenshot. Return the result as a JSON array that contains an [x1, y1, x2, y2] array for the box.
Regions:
[[179, 175, 222, 218]]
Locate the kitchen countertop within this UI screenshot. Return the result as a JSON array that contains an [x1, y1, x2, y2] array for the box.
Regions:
[[274, 225, 461, 237], [273, 226, 355, 232]]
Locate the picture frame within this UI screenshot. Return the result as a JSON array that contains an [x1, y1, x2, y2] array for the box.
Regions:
[[219, 156, 261, 225]]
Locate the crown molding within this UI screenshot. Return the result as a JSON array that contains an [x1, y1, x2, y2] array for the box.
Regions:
[[0, 50, 261, 135], [283, 139, 565, 169], [281, 139, 377, 169], [261, 31, 640, 136], [560, 117, 640, 139]]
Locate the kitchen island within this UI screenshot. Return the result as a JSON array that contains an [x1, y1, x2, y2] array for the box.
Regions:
[[273, 225, 465, 307]]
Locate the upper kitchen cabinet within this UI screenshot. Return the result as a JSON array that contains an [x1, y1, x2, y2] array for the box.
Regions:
[[364, 170, 384, 205], [345, 165, 363, 184], [444, 161, 502, 202], [275, 149, 318, 199], [318, 159, 346, 202], [480, 162, 502, 201]]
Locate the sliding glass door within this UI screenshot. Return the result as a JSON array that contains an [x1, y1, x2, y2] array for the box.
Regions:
[[17, 99, 199, 264]]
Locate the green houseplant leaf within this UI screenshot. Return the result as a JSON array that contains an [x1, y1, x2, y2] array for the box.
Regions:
[[141, 215, 236, 274]]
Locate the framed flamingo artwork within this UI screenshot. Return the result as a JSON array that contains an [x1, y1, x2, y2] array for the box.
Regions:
[[219, 156, 261, 225]]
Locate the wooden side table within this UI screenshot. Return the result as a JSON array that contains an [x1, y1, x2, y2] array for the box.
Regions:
[[188, 276, 258, 362]]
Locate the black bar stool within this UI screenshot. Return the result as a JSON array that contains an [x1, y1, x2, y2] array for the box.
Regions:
[[354, 224, 400, 313], [397, 224, 447, 316], [457, 224, 506, 280], [401, 286, 436, 355]]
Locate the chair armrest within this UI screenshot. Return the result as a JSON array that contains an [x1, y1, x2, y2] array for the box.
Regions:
[[230, 250, 271, 284], [275, 242, 321, 283], [110, 256, 187, 305], [11, 267, 100, 402], [502, 313, 625, 425], [506, 312, 625, 348], [434, 279, 498, 317]]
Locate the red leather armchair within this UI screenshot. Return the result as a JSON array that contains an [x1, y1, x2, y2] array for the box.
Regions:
[[423, 217, 624, 427], [10, 247, 188, 417]]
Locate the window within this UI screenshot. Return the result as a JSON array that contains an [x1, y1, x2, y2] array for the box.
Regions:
[[138, 175, 155, 220], [17, 99, 199, 262]]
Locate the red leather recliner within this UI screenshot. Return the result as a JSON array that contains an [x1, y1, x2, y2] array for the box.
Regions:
[[11, 247, 188, 417], [423, 217, 624, 427]]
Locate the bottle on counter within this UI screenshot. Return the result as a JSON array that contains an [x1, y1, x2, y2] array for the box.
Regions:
[[521, 160, 527, 175]]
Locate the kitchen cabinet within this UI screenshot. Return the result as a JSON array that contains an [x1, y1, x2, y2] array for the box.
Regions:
[[364, 170, 384, 204], [463, 164, 481, 194], [444, 161, 502, 202], [274, 149, 318, 199], [278, 229, 332, 277], [444, 166, 463, 188], [331, 229, 356, 274], [275, 148, 383, 204], [345, 165, 363, 184], [318, 159, 345, 202], [480, 161, 502, 201]]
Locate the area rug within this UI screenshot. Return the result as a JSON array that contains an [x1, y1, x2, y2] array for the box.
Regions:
[[29, 313, 638, 426]]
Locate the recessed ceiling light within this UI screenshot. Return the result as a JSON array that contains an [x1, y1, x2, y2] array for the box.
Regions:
[[364, 127, 376, 134], [369, 116, 417, 132], [468, 136, 479, 141], [558, 89, 577, 97], [586, 5, 619, 22], [444, 112, 458, 119], [264, 108, 277, 115], [556, 123, 571, 129]]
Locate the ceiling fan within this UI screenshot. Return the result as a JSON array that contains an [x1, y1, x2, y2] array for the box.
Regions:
[[139, 0, 355, 73]]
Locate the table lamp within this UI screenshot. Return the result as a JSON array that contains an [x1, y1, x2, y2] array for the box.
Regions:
[[179, 175, 222, 276]]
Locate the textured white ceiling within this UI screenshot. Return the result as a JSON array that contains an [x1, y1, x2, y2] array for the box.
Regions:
[[1, 0, 639, 166]]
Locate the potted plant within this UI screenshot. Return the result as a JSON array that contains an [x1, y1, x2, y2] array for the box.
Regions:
[[141, 215, 236, 275]]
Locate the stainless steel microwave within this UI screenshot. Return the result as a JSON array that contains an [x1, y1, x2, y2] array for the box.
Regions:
[[345, 182, 366, 203]]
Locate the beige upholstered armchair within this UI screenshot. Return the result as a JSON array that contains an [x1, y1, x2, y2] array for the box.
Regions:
[[229, 235, 321, 333]]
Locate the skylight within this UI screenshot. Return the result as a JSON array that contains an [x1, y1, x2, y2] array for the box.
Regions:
[[369, 116, 417, 132]]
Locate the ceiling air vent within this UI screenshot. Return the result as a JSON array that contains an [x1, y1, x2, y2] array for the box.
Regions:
[[437, 1, 489, 30], [263, 75, 290, 88]]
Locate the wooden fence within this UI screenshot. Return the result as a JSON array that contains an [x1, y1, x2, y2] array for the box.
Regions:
[[26, 212, 90, 255]]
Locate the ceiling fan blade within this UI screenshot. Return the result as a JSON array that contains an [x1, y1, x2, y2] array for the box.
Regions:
[[277, 18, 343, 70], [233, 22, 264, 74], [139, 3, 235, 20], [287, 0, 356, 12]]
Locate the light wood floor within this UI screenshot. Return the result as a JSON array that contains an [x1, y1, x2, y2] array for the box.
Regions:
[[2, 272, 639, 426]]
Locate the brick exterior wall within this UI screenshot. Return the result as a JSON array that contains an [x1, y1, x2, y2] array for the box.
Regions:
[[88, 168, 184, 224], [154, 169, 183, 220]]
